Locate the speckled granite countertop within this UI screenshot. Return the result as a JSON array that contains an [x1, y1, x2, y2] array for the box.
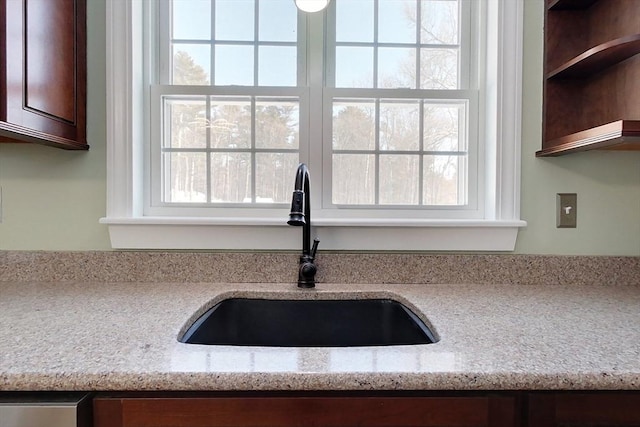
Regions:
[[1, 281, 639, 391]]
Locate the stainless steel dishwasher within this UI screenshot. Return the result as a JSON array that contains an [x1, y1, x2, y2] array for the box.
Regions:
[[0, 393, 91, 427]]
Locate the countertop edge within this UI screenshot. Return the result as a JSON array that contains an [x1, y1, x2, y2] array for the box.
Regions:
[[2, 372, 639, 392]]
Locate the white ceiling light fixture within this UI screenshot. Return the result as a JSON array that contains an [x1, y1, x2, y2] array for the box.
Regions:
[[294, 0, 331, 13]]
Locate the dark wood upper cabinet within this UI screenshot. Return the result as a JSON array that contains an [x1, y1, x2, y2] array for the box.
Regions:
[[0, 0, 88, 150], [538, 0, 640, 157]]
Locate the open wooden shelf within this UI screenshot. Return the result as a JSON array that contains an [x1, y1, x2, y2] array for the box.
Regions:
[[548, 34, 640, 79], [541, 0, 640, 156], [536, 120, 640, 157], [548, 0, 598, 10]]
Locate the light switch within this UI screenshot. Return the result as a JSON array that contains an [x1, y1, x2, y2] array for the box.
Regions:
[[556, 193, 577, 228]]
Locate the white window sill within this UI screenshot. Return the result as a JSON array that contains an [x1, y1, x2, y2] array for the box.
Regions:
[[100, 217, 527, 251]]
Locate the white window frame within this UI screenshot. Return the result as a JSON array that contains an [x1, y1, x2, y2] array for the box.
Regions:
[[101, 0, 527, 251]]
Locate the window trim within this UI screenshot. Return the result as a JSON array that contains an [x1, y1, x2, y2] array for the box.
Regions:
[[100, 0, 527, 251]]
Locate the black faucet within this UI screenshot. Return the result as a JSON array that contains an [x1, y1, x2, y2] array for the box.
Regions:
[[287, 163, 320, 288]]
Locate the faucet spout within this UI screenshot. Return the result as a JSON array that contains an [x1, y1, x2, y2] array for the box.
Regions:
[[287, 163, 319, 288]]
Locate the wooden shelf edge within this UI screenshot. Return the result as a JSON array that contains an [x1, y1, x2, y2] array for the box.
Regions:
[[548, 34, 640, 79], [548, 0, 598, 10], [0, 122, 89, 150], [536, 120, 640, 157]]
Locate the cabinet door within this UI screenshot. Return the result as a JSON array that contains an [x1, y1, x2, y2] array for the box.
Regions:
[[0, 0, 87, 149], [94, 395, 518, 427], [528, 393, 640, 427]]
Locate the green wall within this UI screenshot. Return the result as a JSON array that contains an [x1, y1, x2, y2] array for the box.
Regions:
[[0, 0, 109, 250], [0, 0, 638, 255]]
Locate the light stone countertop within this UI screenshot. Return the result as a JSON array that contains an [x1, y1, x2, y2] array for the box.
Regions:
[[1, 281, 639, 391]]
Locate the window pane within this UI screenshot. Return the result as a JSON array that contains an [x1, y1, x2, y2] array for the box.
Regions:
[[378, 0, 416, 44], [215, 45, 254, 85], [424, 103, 463, 151], [421, 0, 458, 45], [336, 0, 373, 42], [420, 48, 458, 89], [172, 47, 211, 85], [378, 47, 415, 89], [164, 152, 207, 203], [256, 99, 299, 149], [379, 101, 419, 151], [332, 101, 375, 150], [215, 0, 254, 41], [211, 152, 252, 202], [259, 0, 297, 42], [258, 46, 297, 86], [210, 98, 251, 149], [165, 97, 207, 149], [423, 154, 464, 205], [332, 154, 375, 205], [172, 0, 211, 40], [335, 47, 373, 88], [379, 155, 419, 205], [256, 153, 299, 203]]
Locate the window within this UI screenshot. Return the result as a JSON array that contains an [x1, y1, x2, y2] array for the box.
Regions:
[[326, 0, 475, 212], [102, 0, 526, 251], [152, 0, 303, 210]]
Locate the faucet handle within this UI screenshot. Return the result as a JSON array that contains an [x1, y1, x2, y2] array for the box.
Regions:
[[310, 238, 320, 260]]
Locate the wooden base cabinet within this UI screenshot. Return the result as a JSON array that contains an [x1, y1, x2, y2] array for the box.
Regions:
[[93, 394, 519, 427], [94, 391, 640, 427], [528, 392, 640, 427]]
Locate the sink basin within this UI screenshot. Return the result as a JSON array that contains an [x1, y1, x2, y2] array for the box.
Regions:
[[179, 298, 438, 347]]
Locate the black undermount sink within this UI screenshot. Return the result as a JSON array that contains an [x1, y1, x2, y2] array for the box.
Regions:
[[179, 298, 438, 347]]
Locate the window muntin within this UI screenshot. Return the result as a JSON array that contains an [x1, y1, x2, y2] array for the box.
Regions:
[[168, 0, 298, 87], [330, 97, 468, 206], [325, 0, 475, 210], [153, 0, 302, 213], [154, 0, 476, 214], [333, 0, 462, 90], [156, 93, 301, 206]]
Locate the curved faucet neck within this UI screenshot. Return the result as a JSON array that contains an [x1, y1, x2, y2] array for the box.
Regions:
[[288, 163, 320, 288], [293, 163, 310, 193], [294, 164, 312, 256]]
